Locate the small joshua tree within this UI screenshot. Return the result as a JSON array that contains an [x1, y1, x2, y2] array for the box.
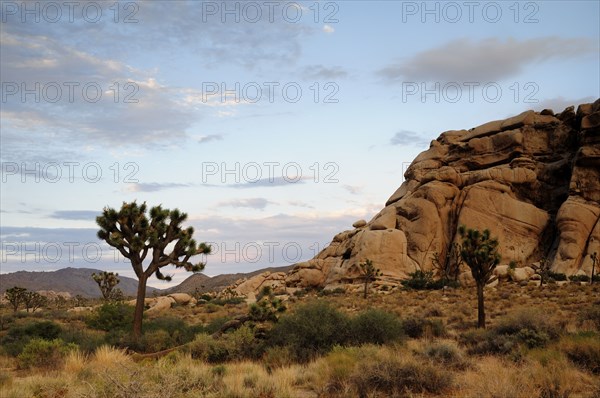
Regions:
[[534, 257, 552, 286], [458, 225, 501, 329], [358, 259, 382, 299], [431, 242, 463, 283], [5, 286, 27, 313], [92, 271, 121, 301]]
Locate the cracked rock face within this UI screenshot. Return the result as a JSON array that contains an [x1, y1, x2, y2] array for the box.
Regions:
[[285, 100, 600, 289]]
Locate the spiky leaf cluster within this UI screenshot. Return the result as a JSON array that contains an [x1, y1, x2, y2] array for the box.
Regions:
[[458, 225, 501, 285], [96, 201, 211, 281], [359, 259, 382, 282]]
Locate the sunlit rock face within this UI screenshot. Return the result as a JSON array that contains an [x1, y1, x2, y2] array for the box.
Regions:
[[284, 100, 600, 289]]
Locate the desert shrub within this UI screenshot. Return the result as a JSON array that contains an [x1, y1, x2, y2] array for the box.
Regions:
[[269, 300, 350, 362], [261, 346, 296, 373], [141, 330, 172, 352], [401, 270, 435, 289], [547, 271, 567, 281], [318, 346, 361, 394], [495, 308, 561, 347], [59, 325, 105, 353], [558, 333, 600, 374], [568, 274, 590, 282], [86, 303, 134, 331], [17, 338, 76, 369], [349, 309, 404, 345], [401, 316, 446, 338], [1, 320, 62, 356], [578, 304, 600, 330], [460, 328, 517, 356], [350, 353, 453, 396], [144, 316, 196, 347], [421, 341, 468, 369], [188, 333, 230, 363], [188, 327, 258, 363]]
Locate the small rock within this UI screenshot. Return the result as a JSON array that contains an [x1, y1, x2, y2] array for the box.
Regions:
[[540, 109, 554, 116]]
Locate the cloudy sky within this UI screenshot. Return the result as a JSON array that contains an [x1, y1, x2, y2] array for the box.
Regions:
[[1, 1, 598, 287]]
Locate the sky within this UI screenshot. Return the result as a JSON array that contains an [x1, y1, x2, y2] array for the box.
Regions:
[[1, 0, 599, 288]]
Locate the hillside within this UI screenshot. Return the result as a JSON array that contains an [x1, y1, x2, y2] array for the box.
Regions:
[[0, 267, 157, 298]]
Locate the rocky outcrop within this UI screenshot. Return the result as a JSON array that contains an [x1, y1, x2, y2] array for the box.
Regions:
[[284, 101, 600, 290]]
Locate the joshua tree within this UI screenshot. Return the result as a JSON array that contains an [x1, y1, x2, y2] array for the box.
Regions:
[[458, 225, 501, 329], [92, 271, 121, 301], [5, 286, 27, 313], [431, 242, 463, 283], [96, 201, 211, 338], [358, 259, 382, 299], [23, 291, 47, 313], [591, 252, 598, 285], [535, 257, 551, 286]]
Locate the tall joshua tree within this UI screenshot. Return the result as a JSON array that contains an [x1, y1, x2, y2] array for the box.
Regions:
[[358, 259, 381, 299], [97, 201, 211, 338], [458, 225, 501, 329]]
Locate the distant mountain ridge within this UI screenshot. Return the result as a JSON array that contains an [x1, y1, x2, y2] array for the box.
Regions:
[[163, 266, 295, 295], [0, 267, 157, 298], [0, 266, 295, 298]]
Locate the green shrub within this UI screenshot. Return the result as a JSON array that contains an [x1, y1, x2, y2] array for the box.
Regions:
[[547, 271, 567, 281], [144, 316, 196, 347], [86, 303, 134, 331], [350, 309, 404, 345], [401, 270, 435, 290], [401, 316, 446, 338], [269, 300, 350, 362], [1, 320, 63, 356], [568, 274, 590, 282], [188, 334, 230, 363], [17, 338, 76, 369], [350, 354, 453, 396]]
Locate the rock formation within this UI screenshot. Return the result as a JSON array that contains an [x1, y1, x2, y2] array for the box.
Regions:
[[281, 101, 599, 290]]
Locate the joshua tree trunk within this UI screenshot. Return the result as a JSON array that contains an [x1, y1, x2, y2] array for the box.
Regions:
[[133, 273, 148, 339], [477, 283, 486, 328], [363, 280, 368, 299]]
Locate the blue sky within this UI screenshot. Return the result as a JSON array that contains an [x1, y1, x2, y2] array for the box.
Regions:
[[1, 0, 599, 288]]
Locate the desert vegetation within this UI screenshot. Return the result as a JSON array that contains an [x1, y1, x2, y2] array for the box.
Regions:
[[1, 280, 599, 397]]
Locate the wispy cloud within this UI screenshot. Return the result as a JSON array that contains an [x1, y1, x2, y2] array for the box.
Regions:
[[219, 198, 274, 210], [302, 65, 347, 80], [197, 134, 224, 144], [390, 130, 431, 148], [229, 176, 310, 189], [49, 210, 99, 221], [379, 37, 597, 82], [125, 182, 190, 193]]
